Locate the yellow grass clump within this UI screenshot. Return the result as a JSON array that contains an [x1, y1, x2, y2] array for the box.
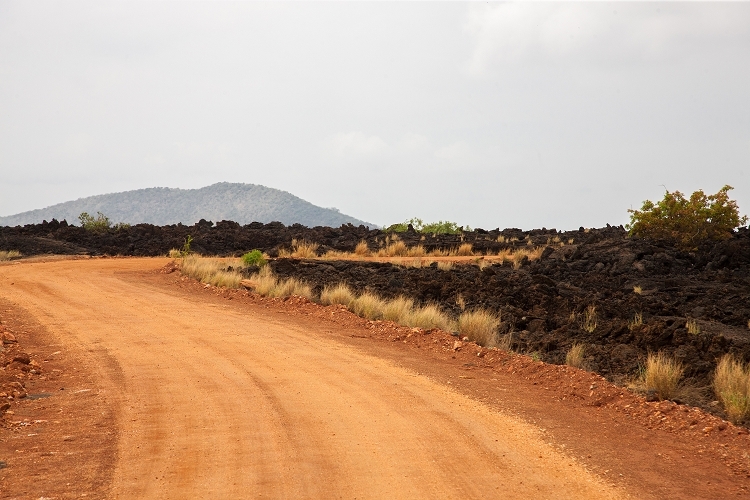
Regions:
[[0, 250, 21, 261], [457, 309, 500, 347], [320, 283, 356, 307], [580, 305, 598, 333], [455, 243, 473, 256], [180, 255, 243, 288], [628, 312, 644, 331], [407, 304, 454, 331], [290, 239, 319, 259], [565, 343, 586, 369], [713, 355, 750, 423], [642, 352, 684, 401], [168, 248, 182, 259], [247, 266, 313, 299], [377, 241, 408, 257], [686, 318, 701, 335], [437, 261, 453, 271], [354, 241, 370, 256], [349, 292, 387, 320], [381, 296, 415, 323], [407, 245, 426, 257]]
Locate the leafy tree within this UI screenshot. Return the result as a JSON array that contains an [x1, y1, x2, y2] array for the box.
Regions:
[[626, 185, 747, 249], [78, 211, 111, 231]]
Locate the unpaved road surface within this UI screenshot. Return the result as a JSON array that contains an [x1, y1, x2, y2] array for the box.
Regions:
[[0, 258, 627, 499]]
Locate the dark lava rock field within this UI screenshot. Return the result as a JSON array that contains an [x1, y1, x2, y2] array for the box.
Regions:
[[3, 218, 750, 407]]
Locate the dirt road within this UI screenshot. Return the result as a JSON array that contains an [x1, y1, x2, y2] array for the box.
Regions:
[[0, 257, 631, 499]]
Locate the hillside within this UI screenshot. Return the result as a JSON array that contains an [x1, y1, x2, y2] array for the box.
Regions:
[[0, 183, 376, 228]]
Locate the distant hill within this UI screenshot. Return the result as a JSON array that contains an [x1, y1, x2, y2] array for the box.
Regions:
[[0, 183, 377, 228]]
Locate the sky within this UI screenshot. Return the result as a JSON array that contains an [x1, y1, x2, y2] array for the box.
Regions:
[[1, 1, 748, 230]]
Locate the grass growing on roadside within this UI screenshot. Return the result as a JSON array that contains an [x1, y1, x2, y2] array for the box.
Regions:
[[168, 248, 182, 259], [565, 343, 586, 369], [354, 241, 370, 256], [0, 250, 21, 261], [580, 305, 598, 333], [349, 292, 387, 320], [381, 296, 414, 323], [642, 352, 684, 400], [407, 304, 454, 331], [320, 283, 356, 307], [180, 255, 244, 288], [455, 243, 473, 256], [713, 355, 750, 423], [248, 265, 313, 299], [457, 309, 500, 347]]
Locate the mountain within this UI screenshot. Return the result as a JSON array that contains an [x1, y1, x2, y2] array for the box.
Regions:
[[0, 183, 377, 228]]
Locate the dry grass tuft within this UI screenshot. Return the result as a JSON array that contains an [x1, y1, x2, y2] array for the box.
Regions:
[[686, 318, 701, 335], [168, 248, 182, 259], [354, 240, 371, 256], [455, 294, 466, 311], [349, 292, 387, 320], [180, 255, 244, 288], [457, 309, 500, 347], [0, 250, 21, 261], [407, 304, 454, 331], [633, 285, 643, 295], [565, 343, 586, 368], [713, 355, 750, 423], [455, 243, 474, 256], [642, 352, 684, 401], [628, 312, 644, 331], [580, 305, 598, 333], [497, 332, 514, 351], [382, 296, 415, 323], [320, 283, 356, 307], [377, 241, 408, 257], [407, 245, 426, 257], [290, 239, 319, 259], [437, 261, 453, 271], [248, 266, 313, 299]]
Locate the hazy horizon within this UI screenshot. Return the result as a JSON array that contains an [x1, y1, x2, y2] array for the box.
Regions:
[[1, 2, 748, 230]]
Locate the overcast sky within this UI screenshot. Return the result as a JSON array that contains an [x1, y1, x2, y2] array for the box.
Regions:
[[1, 1, 748, 230]]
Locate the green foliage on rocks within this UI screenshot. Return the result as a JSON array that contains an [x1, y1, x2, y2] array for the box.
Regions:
[[626, 185, 747, 249]]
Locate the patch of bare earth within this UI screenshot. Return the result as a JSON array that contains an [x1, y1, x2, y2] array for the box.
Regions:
[[0, 298, 116, 499]]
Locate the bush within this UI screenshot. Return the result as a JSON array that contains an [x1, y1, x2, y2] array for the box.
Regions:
[[385, 217, 469, 235], [78, 211, 111, 231], [565, 343, 586, 369], [627, 185, 748, 249], [241, 250, 267, 267]]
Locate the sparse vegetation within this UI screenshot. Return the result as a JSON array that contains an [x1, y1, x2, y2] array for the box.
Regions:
[[633, 285, 642, 295], [182, 235, 193, 256], [713, 354, 750, 423], [406, 303, 453, 331], [0, 250, 21, 261], [354, 240, 370, 256], [279, 239, 320, 259], [565, 343, 586, 369], [580, 305, 598, 333], [349, 292, 387, 320], [457, 309, 500, 347], [642, 352, 684, 401], [381, 296, 414, 323], [241, 249, 267, 267], [628, 312, 643, 331], [168, 248, 182, 259], [180, 255, 243, 288], [320, 283, 356, 307], [627, 185, 748, 249], [455, 243, 473, 256], [247, 265, 313, 299], [437, 261, 453, 271], [686, 318, 700, 335]]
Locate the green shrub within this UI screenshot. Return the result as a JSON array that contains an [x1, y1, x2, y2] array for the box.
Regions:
[[627, 185, 747, 249], [78, 212, 129, 232], [385, 217, 469, 235], [241, 249, 267, 267]]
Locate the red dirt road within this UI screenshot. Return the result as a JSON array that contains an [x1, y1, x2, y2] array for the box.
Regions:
[[1, 258, 749, 499]]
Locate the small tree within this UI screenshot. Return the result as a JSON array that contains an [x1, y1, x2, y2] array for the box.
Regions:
[[627, 185, 747, 249], [78, 211, 111, 232]]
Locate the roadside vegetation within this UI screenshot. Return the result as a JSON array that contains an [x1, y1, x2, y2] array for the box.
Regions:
[[713, 355, 750, 423], [638, 352, 685, 401], [0, 250, 21, 261]]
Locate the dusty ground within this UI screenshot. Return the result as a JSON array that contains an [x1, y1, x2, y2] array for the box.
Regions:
[[1, 257, 749, 499]]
